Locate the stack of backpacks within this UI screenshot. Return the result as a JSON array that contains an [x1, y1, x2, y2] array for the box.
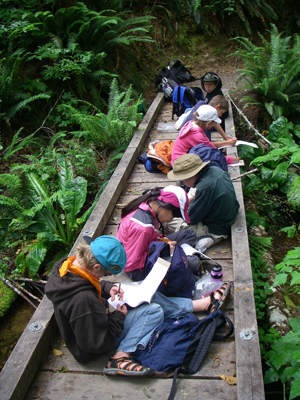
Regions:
[[155, 59, 204, 119]]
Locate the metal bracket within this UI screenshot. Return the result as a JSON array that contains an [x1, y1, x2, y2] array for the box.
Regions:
[[240, 330, 254, 340], [29, 322, 43, 332]]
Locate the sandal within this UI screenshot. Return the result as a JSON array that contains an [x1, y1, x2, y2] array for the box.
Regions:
[[103, 356, 154, 377], [205, 281, 231, 314]]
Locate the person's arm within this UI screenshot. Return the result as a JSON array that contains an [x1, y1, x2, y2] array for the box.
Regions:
[[225, 156, 241, 165], [214, 138, 237, 148], [212, 122, 237, 140], [70, 292, 126, 359]]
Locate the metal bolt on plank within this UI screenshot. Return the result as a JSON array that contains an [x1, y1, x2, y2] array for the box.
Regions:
[[29, 322, 43, 332], [235, 227, 244, 233], [240, 330, 254, 340]]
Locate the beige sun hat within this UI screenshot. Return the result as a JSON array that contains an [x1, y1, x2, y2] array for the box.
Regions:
[[168, 154, 210, 181]]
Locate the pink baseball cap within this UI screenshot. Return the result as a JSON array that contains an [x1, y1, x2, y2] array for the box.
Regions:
[[158, 185, 190, 223]]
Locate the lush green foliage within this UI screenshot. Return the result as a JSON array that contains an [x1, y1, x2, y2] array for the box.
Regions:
[[104, 0, 278, 36], [0, 280, 17, 318], [242, 118, 300, 218], [0, 0, 153, 145], [264, 316, 300, 400], [248, 234, 273, 324], [0, 79, 142, 278], [273, 247, 300, 292], [233, 25, 300, 123], [243, 112, 300, 399]]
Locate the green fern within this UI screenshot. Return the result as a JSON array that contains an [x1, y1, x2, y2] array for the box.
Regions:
[[233, 24, 300, 122]]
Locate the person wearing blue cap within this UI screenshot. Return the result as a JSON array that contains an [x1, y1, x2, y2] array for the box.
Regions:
[[45, 235, 230, 376]]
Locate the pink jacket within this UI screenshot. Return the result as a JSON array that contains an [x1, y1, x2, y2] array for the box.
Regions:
[[116, 203, 160, 273], [171, 121, 234, 165]]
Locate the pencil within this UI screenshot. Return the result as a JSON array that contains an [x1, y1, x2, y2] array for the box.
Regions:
[[118, 283, 121, 293]]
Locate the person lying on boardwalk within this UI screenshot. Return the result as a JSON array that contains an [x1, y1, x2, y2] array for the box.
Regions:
[[171, 105, 240, 167], [178, 95, 231, 141], [116, 185, 203, 279], [167, 153, 240, 253], [44, 235, 231, 376]]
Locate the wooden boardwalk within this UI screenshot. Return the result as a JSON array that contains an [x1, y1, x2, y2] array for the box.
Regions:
[[0, 92, 265, 400]]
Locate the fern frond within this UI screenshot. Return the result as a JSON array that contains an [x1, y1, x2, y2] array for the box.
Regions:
[[6, 93, 50, 119]]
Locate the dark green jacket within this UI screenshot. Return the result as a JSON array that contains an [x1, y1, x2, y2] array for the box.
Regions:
[[188, 165, 240, 235]]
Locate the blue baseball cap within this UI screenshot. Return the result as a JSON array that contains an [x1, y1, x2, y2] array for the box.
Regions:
[[84, 235, 127, 275]]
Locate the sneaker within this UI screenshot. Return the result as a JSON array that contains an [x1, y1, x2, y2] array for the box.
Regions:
[[195, 236, 214, 253]]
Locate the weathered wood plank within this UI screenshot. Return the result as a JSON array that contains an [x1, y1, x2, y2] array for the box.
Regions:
[[224, 89, 265, 400], [127, 172, 174, 183], [25, 372, 237, 400], [231, 180, 265, 399], [40, 330, 235, 378]]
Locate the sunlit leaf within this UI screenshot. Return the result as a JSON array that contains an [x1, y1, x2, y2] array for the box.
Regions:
[[273, 273, 288, 287], [25, 241, 50, 277]]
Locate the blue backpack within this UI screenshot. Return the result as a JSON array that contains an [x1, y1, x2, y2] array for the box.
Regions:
[[172, 86, 204, 119], [143, 241, 195, 299], [134, 311, 234, 400], [189, 144, 228, 172]]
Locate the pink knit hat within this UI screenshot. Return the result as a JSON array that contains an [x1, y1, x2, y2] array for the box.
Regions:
[[158, 185, 190, 223]]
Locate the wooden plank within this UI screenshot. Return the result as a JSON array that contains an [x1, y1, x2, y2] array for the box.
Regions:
[[128, 172, 174, 183], [0, 93, 166, 400], [231, 180, 265, 399], [25, 372, 237, 400], [40, 331, 235, 378], [223, 89, 265, 399]]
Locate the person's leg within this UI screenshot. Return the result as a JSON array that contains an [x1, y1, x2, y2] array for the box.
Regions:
[[166, 229, 197, 247], [113, 303, 164, 353], [152, 283, 230, 316], [188, 222, 227, 253], [104, 303, 164, 377], [151, 291, 193, 319], [163, 217, 188, 235]]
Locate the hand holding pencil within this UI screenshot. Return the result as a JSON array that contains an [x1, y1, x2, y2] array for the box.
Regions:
[[110, 283, 124, 302]]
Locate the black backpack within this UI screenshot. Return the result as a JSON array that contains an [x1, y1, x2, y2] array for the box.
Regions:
[[172, 85, 204, 119], [155, 59, 197, 88]]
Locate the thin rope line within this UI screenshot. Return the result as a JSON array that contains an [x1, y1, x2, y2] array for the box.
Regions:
[[226, 92, 300, 171]]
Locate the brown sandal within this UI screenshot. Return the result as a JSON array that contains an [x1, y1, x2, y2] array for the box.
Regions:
[[103, 356, 154, 377], [205, 281, 231, 314]]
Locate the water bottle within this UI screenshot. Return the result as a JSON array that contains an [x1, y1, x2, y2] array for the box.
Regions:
[[210, 264, 223, 282]]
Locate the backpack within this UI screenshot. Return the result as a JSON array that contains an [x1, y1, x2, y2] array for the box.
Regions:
[[146, 140, 174, 174], [161, 77, 178, 101], [189, 144, 228, 172], [155, 59, 197, 88], [172, 86, 204, 119], [144, 242, 195, 299], [134, 311, 234, 400]]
